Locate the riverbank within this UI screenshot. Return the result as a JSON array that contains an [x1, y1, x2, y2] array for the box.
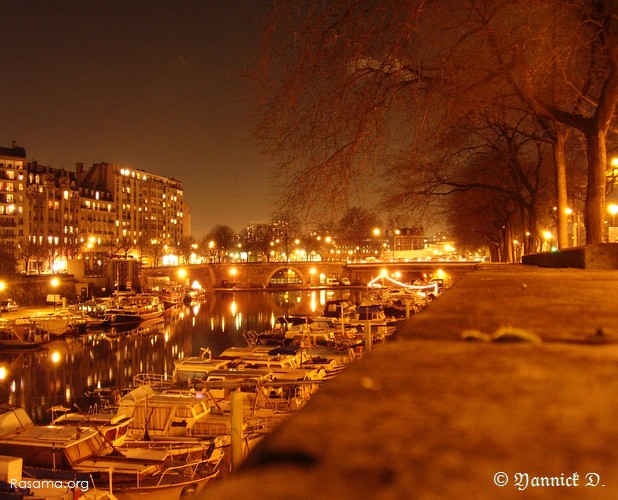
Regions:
[[200, 263, 618, 499]]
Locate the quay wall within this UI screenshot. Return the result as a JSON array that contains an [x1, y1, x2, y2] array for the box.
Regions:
[[522, 242, 618, 269], [200, 262, 618, 499]]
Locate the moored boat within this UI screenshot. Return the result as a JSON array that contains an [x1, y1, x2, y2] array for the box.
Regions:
[[0, 410, 223, 500], [50, 406, 133, 447], [104, 293, 165, 326], [0, 323, 50, 349]]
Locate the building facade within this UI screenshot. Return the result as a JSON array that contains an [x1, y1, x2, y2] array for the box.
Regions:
[[76, 162, 186, 259], [0, 145, 27, 261], [1, 146, 187, 279], [25, 162, 82, 273]]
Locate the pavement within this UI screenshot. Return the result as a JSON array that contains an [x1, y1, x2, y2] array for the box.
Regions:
[[0, 305, 60, 321], [200, 263, 618, 499]]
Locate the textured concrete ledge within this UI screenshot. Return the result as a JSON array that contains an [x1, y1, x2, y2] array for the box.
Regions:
[[200, 264, 618, 499], [522, 243, 618, 269]]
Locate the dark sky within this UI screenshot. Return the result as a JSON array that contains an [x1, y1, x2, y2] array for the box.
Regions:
[[1, 1, 274, 238]]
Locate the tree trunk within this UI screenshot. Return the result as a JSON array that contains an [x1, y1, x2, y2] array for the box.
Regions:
[[554, 128, 569, 248], [526, 203, 538, 254], [584, 129, 607, 244]]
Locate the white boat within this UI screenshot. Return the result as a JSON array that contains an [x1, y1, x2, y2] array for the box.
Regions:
[[23, 309, 89, 336], [317, 299, 397, 341], [115, 383, 284, 470], [0, 323, 50, 349], [172, 348, 233, 384], [0, 403, 34, 437], [216, 344, 309, 370], [104, 293, 165, 326], [0, 411, 223, 500], [116, 384, 282, 440], [77, 297, 116, 329], [50, 406, 133, 447]]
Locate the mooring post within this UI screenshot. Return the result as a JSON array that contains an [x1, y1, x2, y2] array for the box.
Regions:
[[365, 321, 372, 352], [231, 388, 244, 471]]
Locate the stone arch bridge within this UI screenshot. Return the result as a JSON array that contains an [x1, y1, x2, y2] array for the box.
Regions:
[[141, 261, 477, 290]]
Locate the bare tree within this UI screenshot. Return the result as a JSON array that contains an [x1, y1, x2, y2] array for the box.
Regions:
[[205, 225, 237, 263], [385, 107, 555, 254], [504, 0, 618, 244], [144, 241, 165, 268], [60, 236, 82, 261], [270, 213, 302, 262], [244, 223, 274, 262], [448, 189, 514, 262], [44, 242, 60, 272], [256, 0, 618, 245], [0, 238, 17, 278], [105, 238, 135, 259], [337, 207, 382, 257], [17, 238, 38, 274], [176, 236, 196, 264]]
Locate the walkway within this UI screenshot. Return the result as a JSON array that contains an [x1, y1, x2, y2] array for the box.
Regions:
[[201, 264, 618, 499]]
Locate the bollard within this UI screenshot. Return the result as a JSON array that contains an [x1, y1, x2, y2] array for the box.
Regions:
[[365, 321, 372, 352], [231, 389, 244, 471]]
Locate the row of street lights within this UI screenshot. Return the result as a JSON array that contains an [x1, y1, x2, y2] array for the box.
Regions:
[[538, 202, 618, 251]]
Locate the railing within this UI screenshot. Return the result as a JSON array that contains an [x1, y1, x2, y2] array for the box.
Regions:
[[133, 372, 172, 387]]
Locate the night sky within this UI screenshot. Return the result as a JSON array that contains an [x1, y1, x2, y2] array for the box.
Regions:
[[1, 1, 274, 238]]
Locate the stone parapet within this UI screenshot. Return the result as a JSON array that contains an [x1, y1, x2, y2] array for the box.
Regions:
[[522, 243, 618, 269], [199, 264, 618, 499]]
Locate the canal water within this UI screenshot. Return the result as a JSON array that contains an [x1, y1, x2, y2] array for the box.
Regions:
[[0, 288, 362, 424]]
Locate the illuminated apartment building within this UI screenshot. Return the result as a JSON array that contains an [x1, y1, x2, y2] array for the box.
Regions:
[[76, 162, 186, 266], [1, 146, 188, 283], [0, 145, 26, 257], [25, 162, 81, 273]]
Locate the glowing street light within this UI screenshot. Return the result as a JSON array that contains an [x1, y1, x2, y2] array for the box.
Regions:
[[0, 281, 5, 318], [393, 229, 401, 261], [542, 231, 553, 252], [608, 204, 618, 225], [50, 277, 60, 310], [608, 204, 618, 242]]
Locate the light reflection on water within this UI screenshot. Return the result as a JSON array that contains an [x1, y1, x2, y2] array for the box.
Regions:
[[0, 289, 361, 424]]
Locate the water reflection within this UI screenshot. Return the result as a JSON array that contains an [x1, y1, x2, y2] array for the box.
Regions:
[[0, 289, 360, 423]]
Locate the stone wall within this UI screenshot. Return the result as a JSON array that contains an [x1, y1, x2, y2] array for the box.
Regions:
[[522, 243, 618, 269]]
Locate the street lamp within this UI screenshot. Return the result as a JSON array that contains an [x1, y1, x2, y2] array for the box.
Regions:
[[0, 281, 5, 318], [608, 204, 618, 242], [50, 277, 60, 310], [608, 204, 618, 225], [393, 229, 400, 261], [372, 228, 382, 258], [542, 231, 553, 252]]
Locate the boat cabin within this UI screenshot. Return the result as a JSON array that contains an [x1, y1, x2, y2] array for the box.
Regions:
[[0, 426, 107, 469], [0, 404, 34, 437]]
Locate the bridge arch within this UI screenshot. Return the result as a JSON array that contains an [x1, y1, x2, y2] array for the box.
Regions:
[[267, 266, 306, 286]]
